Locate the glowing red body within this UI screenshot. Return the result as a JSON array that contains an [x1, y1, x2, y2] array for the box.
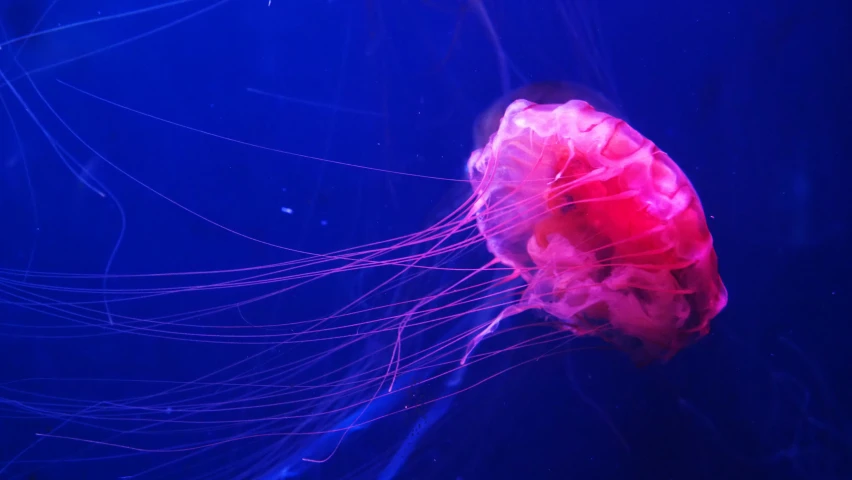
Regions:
[[467, 99, 727, 361]]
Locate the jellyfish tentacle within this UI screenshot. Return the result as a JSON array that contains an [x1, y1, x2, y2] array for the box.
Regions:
[[461, 303, 529, 365]]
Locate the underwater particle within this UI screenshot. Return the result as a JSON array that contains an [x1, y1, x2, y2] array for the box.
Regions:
[[281, 206, 293, 214]]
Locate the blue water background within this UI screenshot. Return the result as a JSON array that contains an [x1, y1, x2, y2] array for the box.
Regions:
[[1, 1, 850, 479]]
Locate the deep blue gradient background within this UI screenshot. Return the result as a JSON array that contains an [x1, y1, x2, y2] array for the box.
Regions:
[[1, 1, 850, 479]]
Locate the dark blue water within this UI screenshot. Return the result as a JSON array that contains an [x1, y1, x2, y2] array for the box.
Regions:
[[1, 1, 850, 479]]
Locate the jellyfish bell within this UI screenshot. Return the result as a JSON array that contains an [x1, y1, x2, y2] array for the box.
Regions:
[[465, 95, 728, 364]]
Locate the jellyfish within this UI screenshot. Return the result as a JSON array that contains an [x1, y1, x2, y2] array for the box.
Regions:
[[463, 91, 728, 364], [0, 2, 729, 479]]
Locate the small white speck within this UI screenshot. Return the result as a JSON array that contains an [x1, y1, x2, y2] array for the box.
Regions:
[[281, 207, 293, 214]]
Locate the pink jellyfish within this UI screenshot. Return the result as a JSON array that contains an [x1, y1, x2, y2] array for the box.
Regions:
[[463, 91, 728, 364]]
